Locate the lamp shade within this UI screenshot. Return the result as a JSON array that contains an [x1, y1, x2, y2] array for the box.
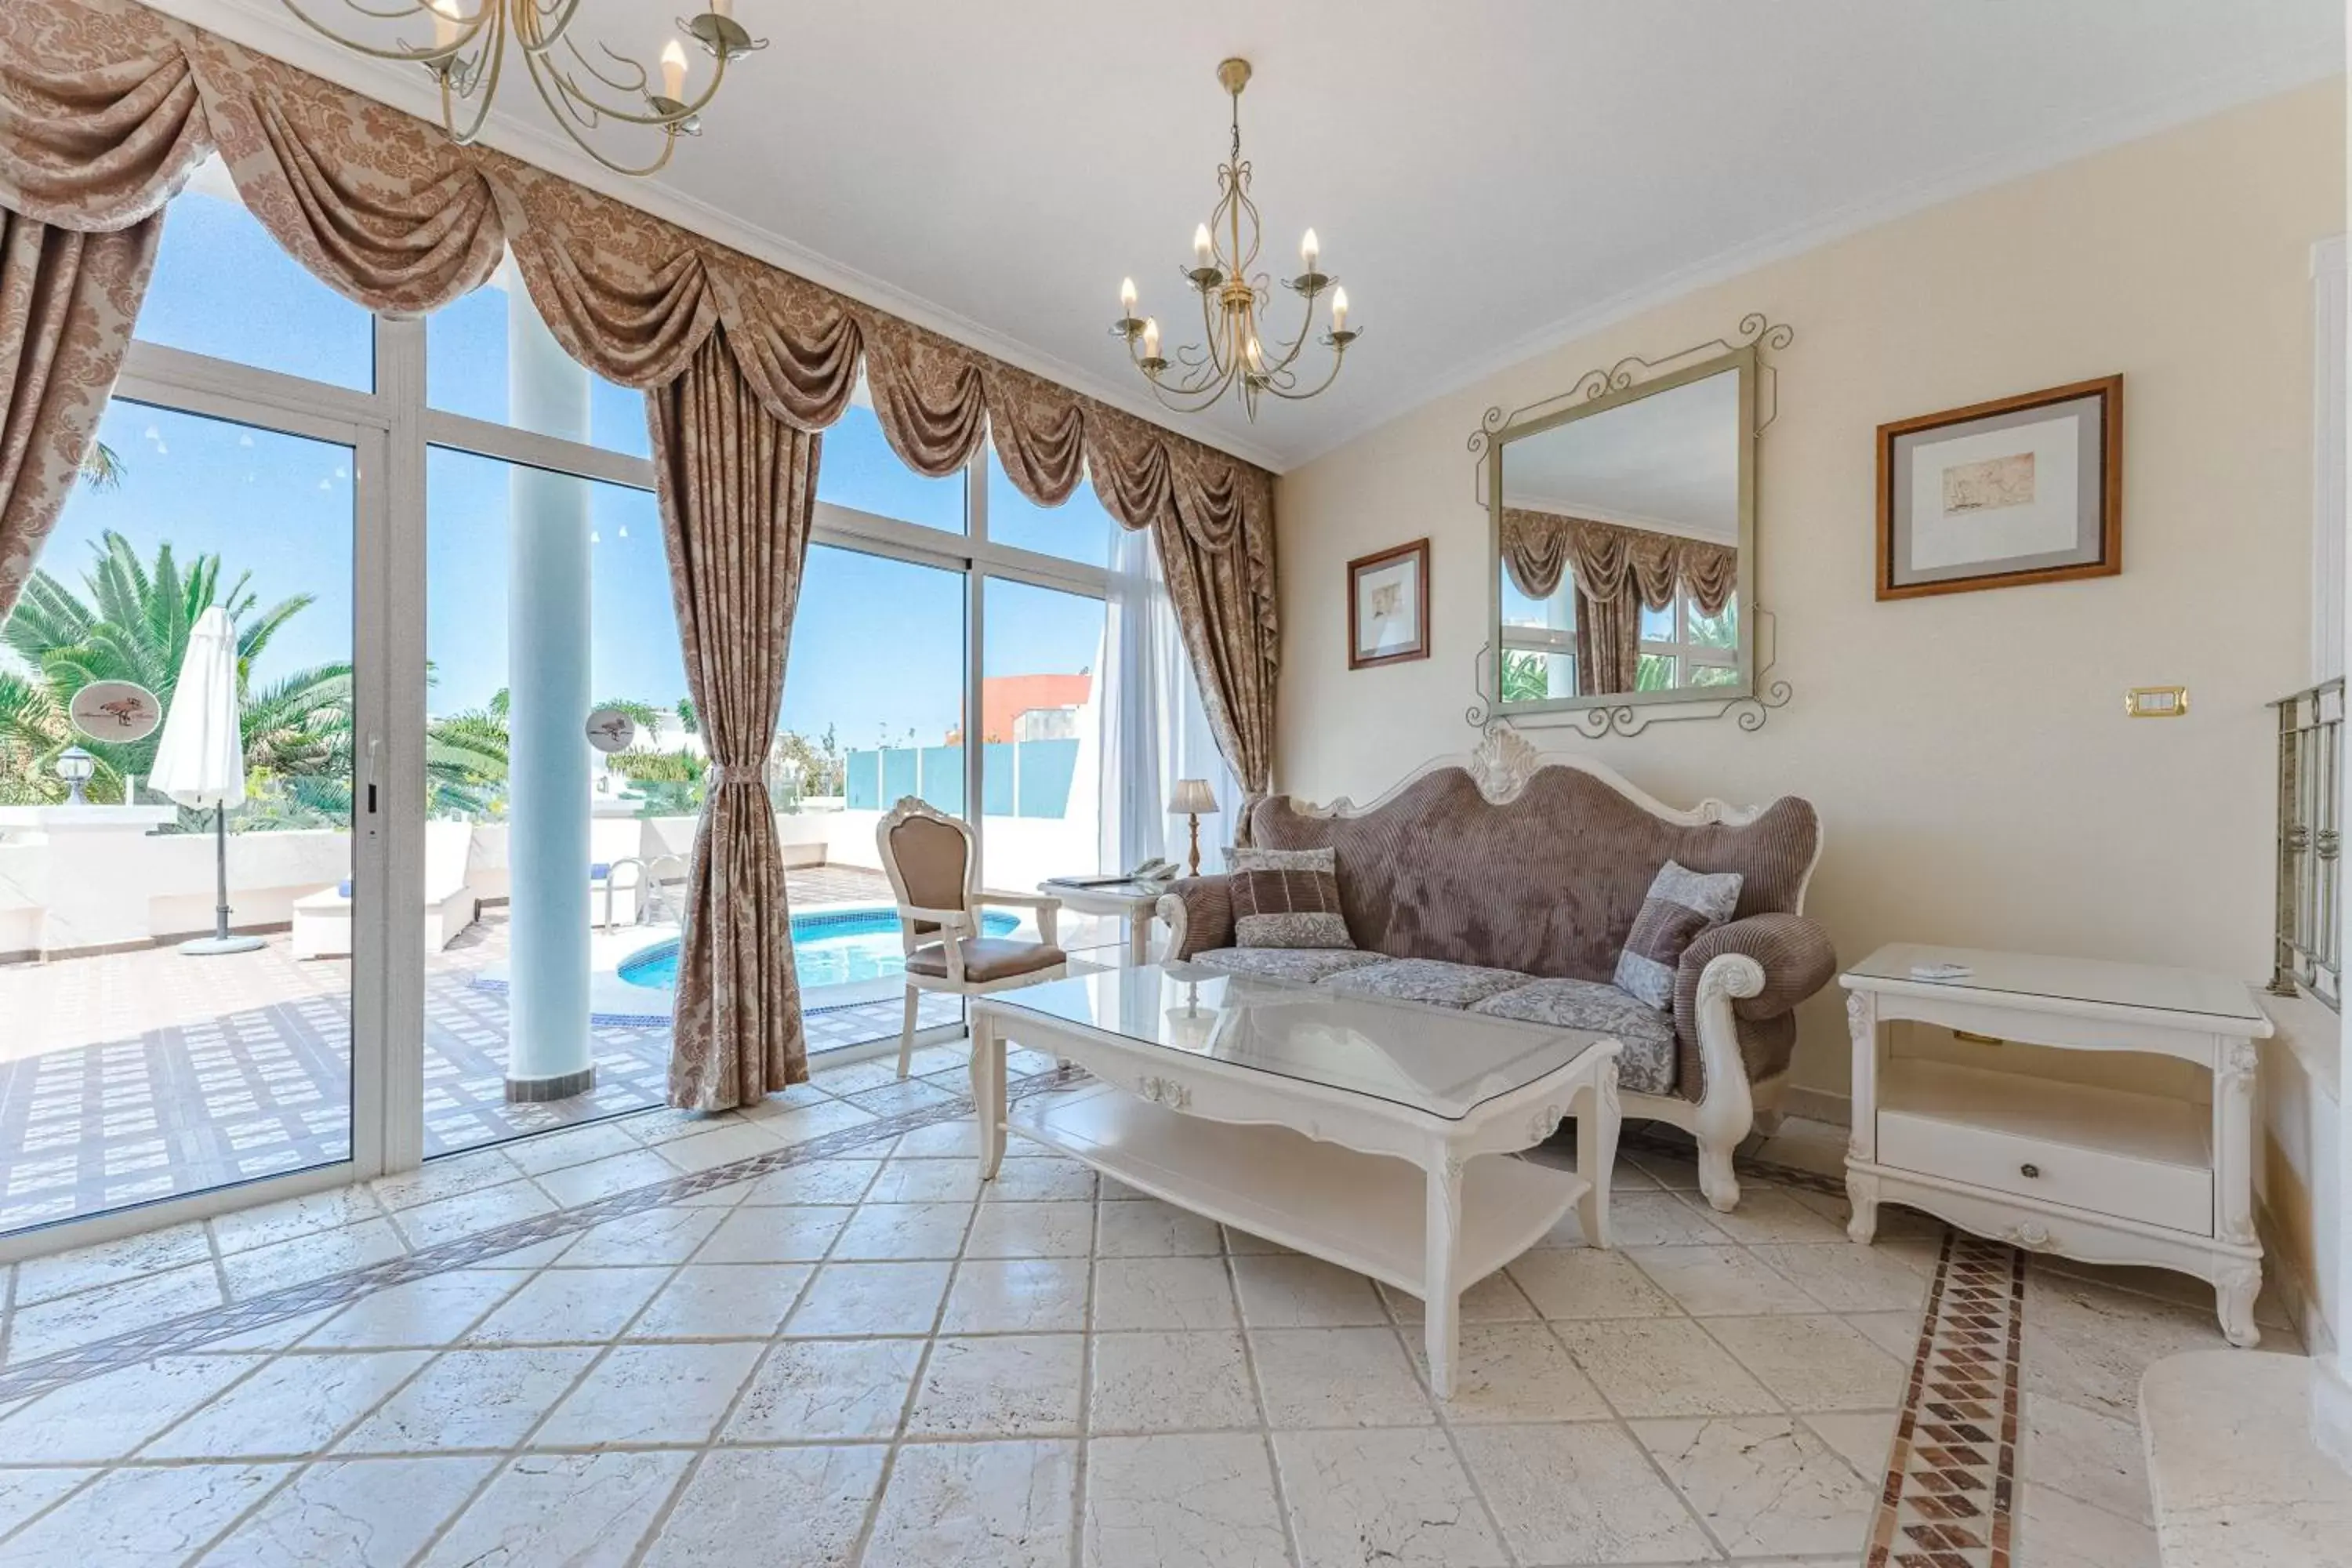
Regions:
[[1167, 778, 1219, 815]]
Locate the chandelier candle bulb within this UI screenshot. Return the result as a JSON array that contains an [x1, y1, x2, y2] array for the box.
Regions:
[[1301, 228, 1319, 270], [660, 41, 688, 102], [1120, 278, 1138, 315], [712, 0, 731, 15], [1192, 225, 1214, 270], [1142, 318, 1161, 360], [1332, 286, 1349, 332], [428, 0, 459, 48]]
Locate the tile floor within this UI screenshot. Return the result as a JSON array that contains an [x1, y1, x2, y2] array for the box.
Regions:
[[0, 1050, 2306, 1566]]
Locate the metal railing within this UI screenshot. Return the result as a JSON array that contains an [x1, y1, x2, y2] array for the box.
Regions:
[[2270, 677, 2343, 1008]]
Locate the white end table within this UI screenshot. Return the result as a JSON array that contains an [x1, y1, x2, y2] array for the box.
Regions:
[[1037, 877, 1167, 967], [1842, 943, 2274, 1346]]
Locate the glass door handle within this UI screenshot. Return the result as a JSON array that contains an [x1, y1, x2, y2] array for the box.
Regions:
[[365, 734, 383, 815]]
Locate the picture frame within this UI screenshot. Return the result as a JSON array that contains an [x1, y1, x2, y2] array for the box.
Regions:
[[1875, 375, 2122, 600], [1347, 538, 1431, 669]]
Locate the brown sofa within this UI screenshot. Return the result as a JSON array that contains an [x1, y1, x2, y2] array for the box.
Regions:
[[1155, 730, 1833, 1210]]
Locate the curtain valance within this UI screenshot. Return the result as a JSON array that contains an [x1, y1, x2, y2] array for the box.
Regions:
[[0, 0, 1279, 789], [1499, 506, 1737, 617]]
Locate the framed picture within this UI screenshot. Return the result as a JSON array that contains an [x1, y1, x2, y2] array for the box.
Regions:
[[1348, 538, 1430, 669], [1876, 375, 2122, 600]]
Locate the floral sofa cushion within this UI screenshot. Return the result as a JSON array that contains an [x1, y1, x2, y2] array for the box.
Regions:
[[1189, 947, 1389, 985], [1321, 958, 1529, 1010], [1470, 978, 1679, 1095]]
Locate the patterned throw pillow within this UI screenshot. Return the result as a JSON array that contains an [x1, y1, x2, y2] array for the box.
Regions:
[[1613, 860, 1744, 1009], [1229, 846, 1355, 950]]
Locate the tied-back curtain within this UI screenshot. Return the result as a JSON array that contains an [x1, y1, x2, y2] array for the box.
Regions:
[[1500, 506, 1737, 615], [652, 333, 816, 1106]]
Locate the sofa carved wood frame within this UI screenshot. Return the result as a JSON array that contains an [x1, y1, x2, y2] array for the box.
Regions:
[[1156, 728, 1827, 1210]]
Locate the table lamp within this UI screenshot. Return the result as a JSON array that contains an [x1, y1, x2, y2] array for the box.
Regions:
[[1167, 778, 1220, 876]]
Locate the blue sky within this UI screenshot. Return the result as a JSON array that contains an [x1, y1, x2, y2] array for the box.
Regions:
[[24, 184, 1110, 751]]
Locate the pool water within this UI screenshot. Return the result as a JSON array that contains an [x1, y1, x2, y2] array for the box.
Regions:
[[618, 906, 1022, 992]]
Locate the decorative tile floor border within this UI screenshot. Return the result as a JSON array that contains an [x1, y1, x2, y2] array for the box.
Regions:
[[0, 1065, 1075, 1403], [1868, 1229, 2027, 1568]]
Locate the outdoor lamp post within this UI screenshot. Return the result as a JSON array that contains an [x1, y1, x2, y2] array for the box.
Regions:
[[55, 746, 95, 806]]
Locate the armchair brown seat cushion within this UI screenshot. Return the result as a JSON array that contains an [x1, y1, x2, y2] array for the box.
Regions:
[[906, 937, 1067, 983]]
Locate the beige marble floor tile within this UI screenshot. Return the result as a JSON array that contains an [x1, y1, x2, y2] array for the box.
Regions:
[[785, 1261, 954, 1336], [848, 1079, 963, 1117], [1094, 1196, 1225, 1257], [986, 1156, 1099, 1202], [368, 1147, 525, 1211], [1751, 1240, 1933, 1312], [2016, 1481, 2160, 1567], [533, 1340, 764, 1446], [1628, 1243, 1825, 1316], [6, 1258, 224, 1363], [0, 1461, 292, 1568], [419, 1449, 694, 1567], [866, 1158, 986, 1203], [1083, 1432, 1290, 1568], [13, 1221, 212, 1305], [731, 1159, 884, 1207], [655, 1120, 789, 1174], [1802, 1408, 1900, 1483], [0, 1352, 263, 1461], [2023, 1391, 2155, 1524], [941, 1257, 1091, 1334], [219, 1219, 408, 1301], [1272, 1426, 1507, 1568], [1704, 1313, 1907, 1410], [722, 1336, 925, 1442], [909, 1334, 1084, 1436], [1381, 1269, 1539, 1323], [1250, 1327, 1434, 1428], [387, 1180, 557, 1251], [142, 1349, 430, 1459], [640, 1444, 885, 1567], [629, 1262, 811, 1339], [2022, 1311, 2225, 1422], [554, 1206, 728, 1268], [863, 1438, 1076, 1568], [1537, 1190, 1732, 1249], [1221, 1223, 1298, 1255], [1509, 1247, 1682, 1320], [195, 1454, 496, 1567], [299, 1269, 528, 1350], [964, 1200, 1097, 1260], [1552, 1317, 1781, 1417], [187, 1305, 339, 1352], [337, 1345, 600, 1452], [1091, 1256, 1240, 1331], [498, 1120, 646, 1177], [891, 1119, 985, 1159], [532, 1149, 682, 1209], [1682, 1187, 1850, 1245], [754, 1099, 882, 1150], [209, 1186, 386, 1258], [1624, 1146, 1705, 1191], [1409, 1321, 1612, 1422], [694, 1203, 854, 1264], [1843, 1308, 1928, 1363], [1087, 1330, 1261, 1433], [465, 1266, 669, 1344], [1454, 1420, 1716, 1564], [832, 1200, 976, 1261], [0, 1468, 94, 1537], [1635, 1413, 1878, 1557], [1232, 1253, 1389, 1328]]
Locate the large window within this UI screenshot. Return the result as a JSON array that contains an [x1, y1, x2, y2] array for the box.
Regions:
[[1501, 575, 1577, 702], [1639, 590, 1741, 690]]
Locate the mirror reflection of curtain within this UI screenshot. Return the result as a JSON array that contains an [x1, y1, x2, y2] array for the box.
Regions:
[[1499, 508, 1735, 695]]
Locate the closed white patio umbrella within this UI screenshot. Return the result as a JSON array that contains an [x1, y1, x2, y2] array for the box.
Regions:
[[149, 606, 266, 956]]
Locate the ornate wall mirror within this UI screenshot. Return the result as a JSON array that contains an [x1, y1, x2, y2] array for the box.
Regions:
[[1474, 319, 1789, 734]]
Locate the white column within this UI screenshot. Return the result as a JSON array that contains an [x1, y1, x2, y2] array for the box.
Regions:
[[503, 281, 595, 1099]]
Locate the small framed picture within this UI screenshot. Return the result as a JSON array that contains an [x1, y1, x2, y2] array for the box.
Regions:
[[1876, 375, 2122, 600], [1348, 538, 1430, 669]]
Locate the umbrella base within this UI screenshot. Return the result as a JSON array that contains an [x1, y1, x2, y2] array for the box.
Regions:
[[179, 935, 267, 956]]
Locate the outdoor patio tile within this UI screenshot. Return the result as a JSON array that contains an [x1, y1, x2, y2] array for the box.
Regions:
[[1082, 1433, 1288, 1568], [220, 1217, 408, 1300], [1272, 1427, 1508, 1568], [12, 1220, 212, 1306], [638, 1445, 885, 1568], [1087, 1330, 1261, 1433], [629, 1263, 812, 1339], [0, 1461, 293, 1568], [299, 1269, 531, 1349], [530, 1147, 679, 1208], [209, 1185, 386, 1256], [419, 1449, 694, 1568], [722, 1337, 926, 1442], [141, 1348, 430, 1458], [336, 1345, 599, 1453], [532, 1340, 765, 1447], [863, 1439, 1076, 1568], [5, 1258, 225, 1364], [0, 1352, 264, 1461], [195, 1454, 497, 1568]]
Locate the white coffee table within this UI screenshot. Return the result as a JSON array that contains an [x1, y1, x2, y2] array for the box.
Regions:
[[970, 964, 1624, 1396]]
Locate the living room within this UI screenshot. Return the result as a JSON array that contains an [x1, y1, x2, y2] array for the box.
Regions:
[[0, 2, 2347, 1564]]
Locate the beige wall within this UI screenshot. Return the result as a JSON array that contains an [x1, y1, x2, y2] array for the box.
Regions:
[[1274, 80, 2346, 1105]]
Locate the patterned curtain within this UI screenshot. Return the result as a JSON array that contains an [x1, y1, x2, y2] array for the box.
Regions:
[[652, 334, 816, 1106], [1501, 506, 1738, 616]]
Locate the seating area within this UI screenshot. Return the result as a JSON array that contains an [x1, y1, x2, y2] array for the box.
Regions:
[[2, 4, 2350, 1566]]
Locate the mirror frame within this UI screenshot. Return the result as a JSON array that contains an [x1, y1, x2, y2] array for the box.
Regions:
[[1486, 343, 1758, 720]]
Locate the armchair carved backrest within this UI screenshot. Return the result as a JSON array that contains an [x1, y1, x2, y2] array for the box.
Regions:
[[876, 796, 978, 949]]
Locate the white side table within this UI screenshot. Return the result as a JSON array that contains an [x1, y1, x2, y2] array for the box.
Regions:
[[1037, 878, 1167, 967], [1842, 942, 2274, 1347]]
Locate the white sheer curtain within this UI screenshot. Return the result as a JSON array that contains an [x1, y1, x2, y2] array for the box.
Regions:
[[1098, 525, 1242, 876]]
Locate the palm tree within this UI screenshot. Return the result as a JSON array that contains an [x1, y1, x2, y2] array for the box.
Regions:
[[78, 441, 125, 493]]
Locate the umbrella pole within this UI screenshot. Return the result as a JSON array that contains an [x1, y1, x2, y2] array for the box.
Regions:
[[179, 800, 265, 956]]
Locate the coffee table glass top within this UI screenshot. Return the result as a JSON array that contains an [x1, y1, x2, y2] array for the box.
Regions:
[[978, 964, 1612, 1120], [1844, 942, 2267, 1024]]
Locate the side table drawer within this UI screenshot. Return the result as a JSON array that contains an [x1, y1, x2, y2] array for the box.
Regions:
[[1878, 1106, 2212, 1236]]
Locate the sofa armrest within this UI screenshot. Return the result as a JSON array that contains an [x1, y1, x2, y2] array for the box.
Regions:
[[1155, 875, 1233, 961], [1675, 911, 1838, 1025]]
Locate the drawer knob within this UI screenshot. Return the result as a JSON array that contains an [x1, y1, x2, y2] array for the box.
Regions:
[[2020, 1163, 2041, 1179]]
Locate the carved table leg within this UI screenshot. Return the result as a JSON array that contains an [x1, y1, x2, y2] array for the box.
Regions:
[[971, 1011, 1006, 1181], [1846, 1170, 1880, 1246], [1845, 988, 1880, 1245], [1576, 1055, 1621, 1250], [2216, 1261, 2263, 1349], [1424, 1152, 1465, 1401]]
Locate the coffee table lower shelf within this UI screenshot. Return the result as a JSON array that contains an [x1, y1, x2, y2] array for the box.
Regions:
[[1011, 1083, 1585, 1299]]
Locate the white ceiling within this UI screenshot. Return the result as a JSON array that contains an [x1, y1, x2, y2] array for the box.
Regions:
[[154, 1, 2343, 472], [1504, 371, 1740, 542]]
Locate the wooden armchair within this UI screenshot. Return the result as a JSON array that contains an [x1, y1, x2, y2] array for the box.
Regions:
[[875, 797, 1068, 1079]]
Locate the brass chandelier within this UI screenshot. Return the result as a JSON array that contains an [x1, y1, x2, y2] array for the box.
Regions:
[[1112, 59, 1358, 421], [280, 0, 765, 177]]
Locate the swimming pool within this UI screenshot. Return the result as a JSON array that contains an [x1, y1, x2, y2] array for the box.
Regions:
[[617, 905, 1021, 992]]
